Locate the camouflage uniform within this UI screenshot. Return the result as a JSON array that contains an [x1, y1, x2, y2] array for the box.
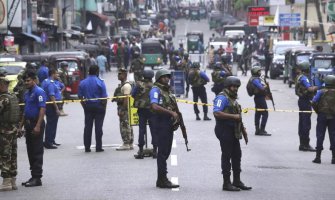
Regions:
[[0, 93, 19, 179], [130, 58, 144, 82], [114, 82, 134, 146]]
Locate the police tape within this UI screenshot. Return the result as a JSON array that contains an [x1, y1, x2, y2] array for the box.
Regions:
[[18, 96, 316, 114]]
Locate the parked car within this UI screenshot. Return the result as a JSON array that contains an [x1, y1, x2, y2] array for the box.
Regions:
[[0, 61, 26, 92]]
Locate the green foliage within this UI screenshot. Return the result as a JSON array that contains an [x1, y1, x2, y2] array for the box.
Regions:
[[234, 0, 253, 10]]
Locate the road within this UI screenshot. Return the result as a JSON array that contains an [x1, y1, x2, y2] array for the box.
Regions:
[[2, 19, 335, 200]]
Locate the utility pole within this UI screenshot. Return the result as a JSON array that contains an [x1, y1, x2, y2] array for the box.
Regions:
[[58, 0, 63, 50]]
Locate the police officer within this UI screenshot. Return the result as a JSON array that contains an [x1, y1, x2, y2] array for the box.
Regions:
[[20, 71, 47, 187], [150, 69, 179, 189], [188, 62, 211, 120], [213, 76, 251, 191], [41, 68, 62, 149], [180, 53, 192, 98], [129, 51, 144, 82], [211, 62, 231, 95], [246, 67, 271, 136], [0, 77, 20, 191], [132, 70, 157, 159], [114, 68, 134, 151], [37, 59, 49, 84], [295, 62, 318, 151], [311, 75, 335, 164], [78, 65, 108, 153]]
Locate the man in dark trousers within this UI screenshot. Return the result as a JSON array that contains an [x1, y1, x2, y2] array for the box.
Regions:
[[188, 62, 211, 120], [150, 69, 179, 189], [78, 65, 108, 153], [311, 75, 335, 164], [213, 76, 251, 191], [20, 71, 46, 187]]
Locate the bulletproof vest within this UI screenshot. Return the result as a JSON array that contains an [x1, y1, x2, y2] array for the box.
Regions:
[[217, 89, 242, 139], [131, 58, 144, 73], [113, 81, 131, 105], [211, 69, 225, 84], [295, 75, 313, 99], [0, 93, 20, 124], [317, 89, 335, 115], [133, 80, 153, 109], [246, 77, 260, 96], [152, 82, 177, 112], [188, 69, 206, 87]]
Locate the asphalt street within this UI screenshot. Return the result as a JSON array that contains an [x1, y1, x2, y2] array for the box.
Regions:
[[2, 19, 335, 200]]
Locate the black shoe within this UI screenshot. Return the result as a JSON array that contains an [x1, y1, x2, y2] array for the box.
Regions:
[[332, 158, 335, 164], [85, 148, 91, 153], [96, 149, 104, 152], [203, 115, 211, 121], [152, 150, 157, 159], [25, 178, 42, 187], [233, 181, 252, 190], [196, 114, 201, 120], [156, 177, 179, 188], [134, 150, 144, 159], [222, 183, 241, 191], [44, 143, 57, 149], [312, 157, 321, 164], [258, 129, 271, 136], [52, 142, 61, 146], [22, 178, 33, 186], [299, 145, 316, 152]]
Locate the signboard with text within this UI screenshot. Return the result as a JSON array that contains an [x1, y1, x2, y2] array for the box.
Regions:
[[248, 6, 270, 26], [0, 0, 7, 33], [279, 13, 301, 27]]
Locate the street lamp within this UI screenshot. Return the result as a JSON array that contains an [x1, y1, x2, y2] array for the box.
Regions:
[[307, 28, 313, 47]]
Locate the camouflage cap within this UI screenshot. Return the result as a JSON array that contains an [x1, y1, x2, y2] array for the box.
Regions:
[[118, 68, 127, 74], [0, 77, 10, 84], [0, 68, 7, 77]]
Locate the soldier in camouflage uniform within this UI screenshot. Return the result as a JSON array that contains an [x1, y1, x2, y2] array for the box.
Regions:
[[129, 51, 144, 82], [211, 61, 232, 95], [114, 68, 134, 150], [132, 70, 157, 159], [58, 61, 70, 116], [311, 75, 335, 164], [180, 53, 192, 98], [0, 77, 20, 191]]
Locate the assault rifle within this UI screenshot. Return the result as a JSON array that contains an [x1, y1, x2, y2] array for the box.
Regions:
[[236, 104, 248, 145], [172, 100, 191, 152], [262, 76, 275, 110]]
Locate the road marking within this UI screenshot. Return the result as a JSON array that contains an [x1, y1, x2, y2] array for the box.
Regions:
[[171, 177, 179, 191], [76, 144, 121, 150], [171, 155, 178, 166], [172, 139, 177, 148]]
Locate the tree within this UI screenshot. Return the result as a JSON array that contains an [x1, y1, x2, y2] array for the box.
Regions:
[[233, 0, 253, 11]]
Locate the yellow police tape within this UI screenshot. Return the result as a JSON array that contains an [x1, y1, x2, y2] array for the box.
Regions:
[[18, 96, 315, 114]]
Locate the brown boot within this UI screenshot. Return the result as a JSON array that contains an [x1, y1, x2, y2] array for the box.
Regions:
[[11, 178, 17, 190], [0, 178, 13, 191]]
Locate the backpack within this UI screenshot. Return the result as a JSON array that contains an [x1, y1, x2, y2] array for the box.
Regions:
[[246, 78, 255, 97]]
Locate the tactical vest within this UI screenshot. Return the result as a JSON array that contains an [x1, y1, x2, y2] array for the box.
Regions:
[[131, 58, 144, 73], [133, 81, 153, 109], [217, 89, 242, 139], [188, 69, 206, 87], [113, 81, 131, 105], [317, 89, 335, 115], [246, 77, 261, 96], [211, 70, 225, 84], [295, 75, 313, 99], [152, 82, 177, 112], [0, 93, 20, 124]]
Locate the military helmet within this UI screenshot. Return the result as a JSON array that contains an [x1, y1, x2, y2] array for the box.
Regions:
[[142, 69, 154, 79], [191, 62, 200, 68], [0, 77, 10, 85], [155, 69, 171, 81], [184, 52, 189, 58], [324, 75, 335, 88], [296, 61, 310, 72], [214, 62, 222, 69], [224, 76, 241, 88], [251, 66, 262, 76], [60, 61, 69, 68]]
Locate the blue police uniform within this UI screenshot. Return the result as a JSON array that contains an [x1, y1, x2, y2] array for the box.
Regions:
[[191, 71, 210, 117], [312, 90, 335, 152], [78, 75, 108, 151], [24, 85, 46, 178], [37, 66, 49, 84], [213, 94, 242, 178], [252, 78, 268, 130], [150, 87, 174, 178], [297, 75, 313, 144], [42, 78, 62, 147]]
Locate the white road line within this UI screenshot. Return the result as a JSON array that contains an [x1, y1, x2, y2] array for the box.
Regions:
[[76, 144, 121, 150], [171, 177, 179, 191], [172, 139, 177, 148], [171, 155, 178, 166]]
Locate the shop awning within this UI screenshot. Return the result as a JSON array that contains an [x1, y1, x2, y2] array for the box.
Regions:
[[21, 32, 42, 43], [89, 11, 109, 22]]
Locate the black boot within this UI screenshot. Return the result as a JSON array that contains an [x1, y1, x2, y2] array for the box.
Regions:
[[332, 150, 335, 164], [299, 137, 304, 151], [255, 126, 260, 135], [203, 113, 211, 121], [259, 126, 271, 136], [305, 139, 316, 152], [312, 150, 321, 164], [24, 178, 42, 187], [196, 113, 201, 120], [156, 175, 179, 189], [134, 147, 144, 159], [222, 175, 240, 191], [233, 173, 252, 190]]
